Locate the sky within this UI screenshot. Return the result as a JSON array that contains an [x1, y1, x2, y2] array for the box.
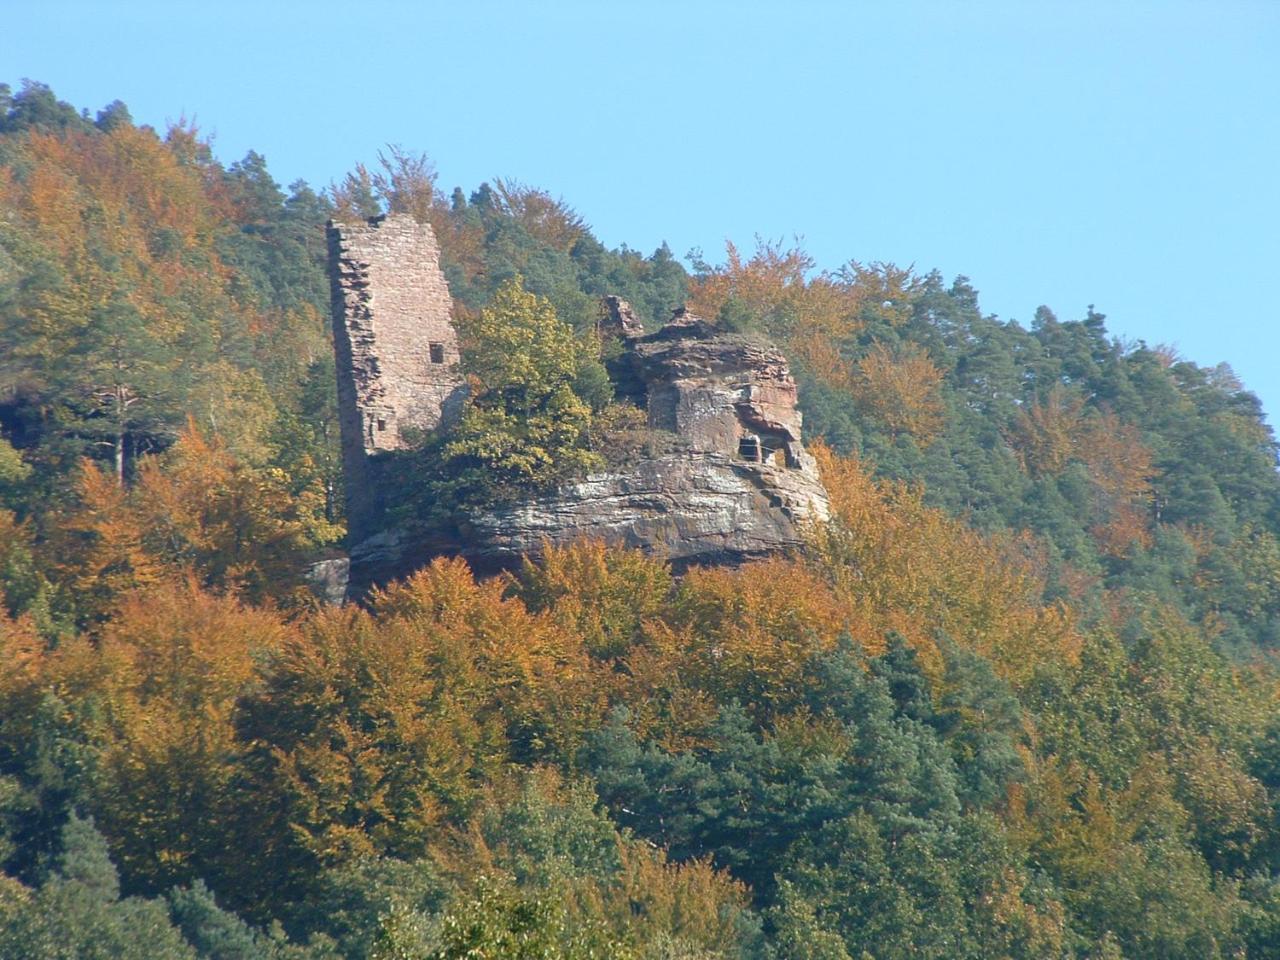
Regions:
[[6, 0, 1279, 423]]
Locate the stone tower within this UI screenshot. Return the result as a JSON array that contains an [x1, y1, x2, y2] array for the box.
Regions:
[[327, 213, 464, 539]]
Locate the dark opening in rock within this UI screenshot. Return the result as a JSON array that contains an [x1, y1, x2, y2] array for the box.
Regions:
[[429, 342, 445, 364]]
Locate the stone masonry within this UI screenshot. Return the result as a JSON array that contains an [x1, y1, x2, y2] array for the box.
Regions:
[[625, 308, 817, 474], [328, 214, 465, 538]]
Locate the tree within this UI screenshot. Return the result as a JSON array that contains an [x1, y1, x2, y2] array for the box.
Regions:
[[0, 816, 198, 960], [72, 291, 178, 484], [514, 540, 673, 660], [852, 340, 945, 441], [51, 423, 335, 624], [421, 279, 602, 503]]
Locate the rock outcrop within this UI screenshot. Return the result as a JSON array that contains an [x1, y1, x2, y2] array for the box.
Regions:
[[327, 215, 830, 598], [349, 449, 829, 594]]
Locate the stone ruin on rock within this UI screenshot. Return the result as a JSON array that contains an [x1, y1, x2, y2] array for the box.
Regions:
[[327, 213, 830, 596], [327, 214, 466, 537]]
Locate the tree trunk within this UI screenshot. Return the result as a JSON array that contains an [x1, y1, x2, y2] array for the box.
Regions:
[[114, 384, 126, 486]]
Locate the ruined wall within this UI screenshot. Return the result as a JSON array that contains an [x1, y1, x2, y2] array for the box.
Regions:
[[322, 217, 834, 596], [328, 214, 464, 538]]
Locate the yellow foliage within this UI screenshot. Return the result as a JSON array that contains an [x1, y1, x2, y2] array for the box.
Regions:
[[93, 584, 292, 889], [51, 423, 336, 622], [514, 539, 673, 660], [853, 340, 945, 440], [811, 443, 1081, 685], [653, 560, 856, 722]]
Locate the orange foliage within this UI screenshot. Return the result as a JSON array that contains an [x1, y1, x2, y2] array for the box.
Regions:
[[13, 126, 233, 342], [234, 557, 607, 875], [0, 610, 44, 710], [811, 443, 1081, 685], [1008, 393, 1155, 556], [688, 239, 868, 388], [51, 459, 167, 619], [1083, 411, 1155, 556], [688, 239, 815, 323], [372, 145, 441, 224], [0, 579, 289, 893], [93, 585, 291, 889], [490, 179, 589, 252], [0, 117, 334, 520], [853, 340, 946, 440], [651, 560, 855, 721], [51, 423, 331, 623], [1007, 386, 1085, 478], [101, 580, 290, 715]]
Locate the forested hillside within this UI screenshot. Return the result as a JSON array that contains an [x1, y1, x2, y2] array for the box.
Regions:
[[3, 81, 1280, 959]]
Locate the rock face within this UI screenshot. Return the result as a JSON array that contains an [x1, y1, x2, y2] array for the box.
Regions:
[[306, 557, 351, 606], [348, 451, 829, 594], [327, 219, 831, 597], [472, 451, 828, 567], [626, 309, 817, 474]]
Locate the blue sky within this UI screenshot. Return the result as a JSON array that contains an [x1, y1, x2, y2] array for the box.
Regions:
[[6, 1, 1279, 423]]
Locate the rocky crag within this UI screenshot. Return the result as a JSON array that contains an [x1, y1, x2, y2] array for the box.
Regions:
[[328, 215, 830, 598]]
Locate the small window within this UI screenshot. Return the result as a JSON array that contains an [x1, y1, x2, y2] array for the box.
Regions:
[[738, 436, 761, 462], [429, 342, 445, 364], [376, 418, 386, 432]]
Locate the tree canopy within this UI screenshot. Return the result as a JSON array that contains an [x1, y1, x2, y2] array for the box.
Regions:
[[2, 80, 1280, 959]]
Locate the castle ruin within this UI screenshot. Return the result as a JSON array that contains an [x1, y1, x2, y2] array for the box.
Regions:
[[328, 214, 830, 595], [327, 214, 465, 536]]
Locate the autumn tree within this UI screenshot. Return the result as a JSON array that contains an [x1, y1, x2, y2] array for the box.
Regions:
[[0, 108, 332, 511], [809, 443, 1081, 686], [852, 340, 945, 441], [51, 423, 337, 623], [415, 279, 603, 505], [227, 559, 599, 915]]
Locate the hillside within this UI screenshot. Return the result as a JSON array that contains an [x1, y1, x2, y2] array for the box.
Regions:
[[2, 81, 1280, 959]]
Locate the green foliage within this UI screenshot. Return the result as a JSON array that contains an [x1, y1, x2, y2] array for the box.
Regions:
[[0, 439, 29, 510], [168, 880, 336, 960], [581, 642, 1037, 957], [0, 816, 197, 960], [445, 278, 601, 490], [395, 279, 614, 523], [0, 81, 92, 135], [374, 876, 624, 960], [289, 858, 447, 960]]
